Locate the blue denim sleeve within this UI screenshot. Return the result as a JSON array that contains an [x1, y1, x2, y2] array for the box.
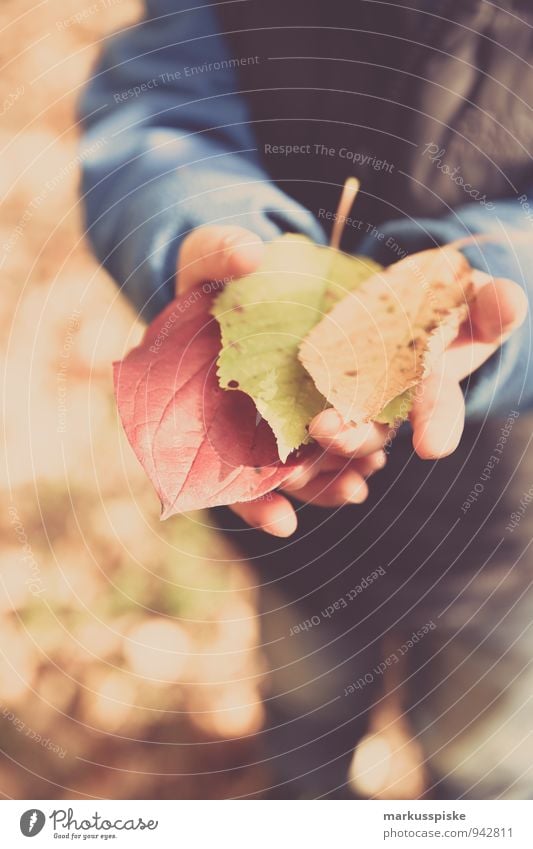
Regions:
[[78, 0, 325, 321], [357, 199, 533, 417]]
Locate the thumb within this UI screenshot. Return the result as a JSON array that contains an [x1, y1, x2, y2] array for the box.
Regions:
[[177, 225, 264, 294], [468, 273, 528, 344]]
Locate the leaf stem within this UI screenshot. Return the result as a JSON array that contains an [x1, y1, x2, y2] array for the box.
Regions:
[[330, 177, 361, 251]]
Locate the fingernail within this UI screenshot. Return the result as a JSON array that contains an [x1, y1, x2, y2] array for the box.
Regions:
[[265, 509, 297, 537], [282, 469, 308, 490], [309, 409, 344, 437], [374, 450, 387, 470], [346, 481, 368, 504]]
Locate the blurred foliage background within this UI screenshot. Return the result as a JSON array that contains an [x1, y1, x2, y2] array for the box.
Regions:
[[0, 0, 268, 799]]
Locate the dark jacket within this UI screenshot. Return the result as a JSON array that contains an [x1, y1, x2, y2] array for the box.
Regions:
[[79, 0, 533, 415]]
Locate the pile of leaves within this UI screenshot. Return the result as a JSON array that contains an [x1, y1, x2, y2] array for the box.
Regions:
[[114, 236, 475, 517]]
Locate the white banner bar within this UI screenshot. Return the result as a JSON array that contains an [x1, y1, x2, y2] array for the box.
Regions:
[[1, 799, 531, 848]]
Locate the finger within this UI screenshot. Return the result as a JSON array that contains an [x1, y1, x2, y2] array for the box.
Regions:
[[282, 450, 386, 498], [467, 274, 527, 344], [309, 409, 388, 457], [278, 448, 330, 491], [283, 443, 386, 488], [356, 449, 387, 477], [411, 372, 465, 460], [229, 492, 297, 537], [442, 339, 499, 383], [442, 277, 527, 382], [289, 469, 369, 507], [316, 450, 387, 476], [177, 226, 264, 294]]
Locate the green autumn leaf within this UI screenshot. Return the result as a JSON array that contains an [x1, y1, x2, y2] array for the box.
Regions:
[[375, 390, 413, 425], [211, 235, 381, 461]]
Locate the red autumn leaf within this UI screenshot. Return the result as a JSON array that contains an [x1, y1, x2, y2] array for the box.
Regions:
[[113, 293, 300, 518]]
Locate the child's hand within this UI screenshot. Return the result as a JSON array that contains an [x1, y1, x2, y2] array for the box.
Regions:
[[177, 225, 386, 536], [302, 269, 527, 522], [308, 266, 527, 455], [177, 229, 527, 537], [406, 268, 527, 459], [177, 224, 265, 295]]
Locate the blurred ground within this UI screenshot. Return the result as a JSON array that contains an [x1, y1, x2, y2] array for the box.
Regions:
[[0, 0, 268, 799]]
